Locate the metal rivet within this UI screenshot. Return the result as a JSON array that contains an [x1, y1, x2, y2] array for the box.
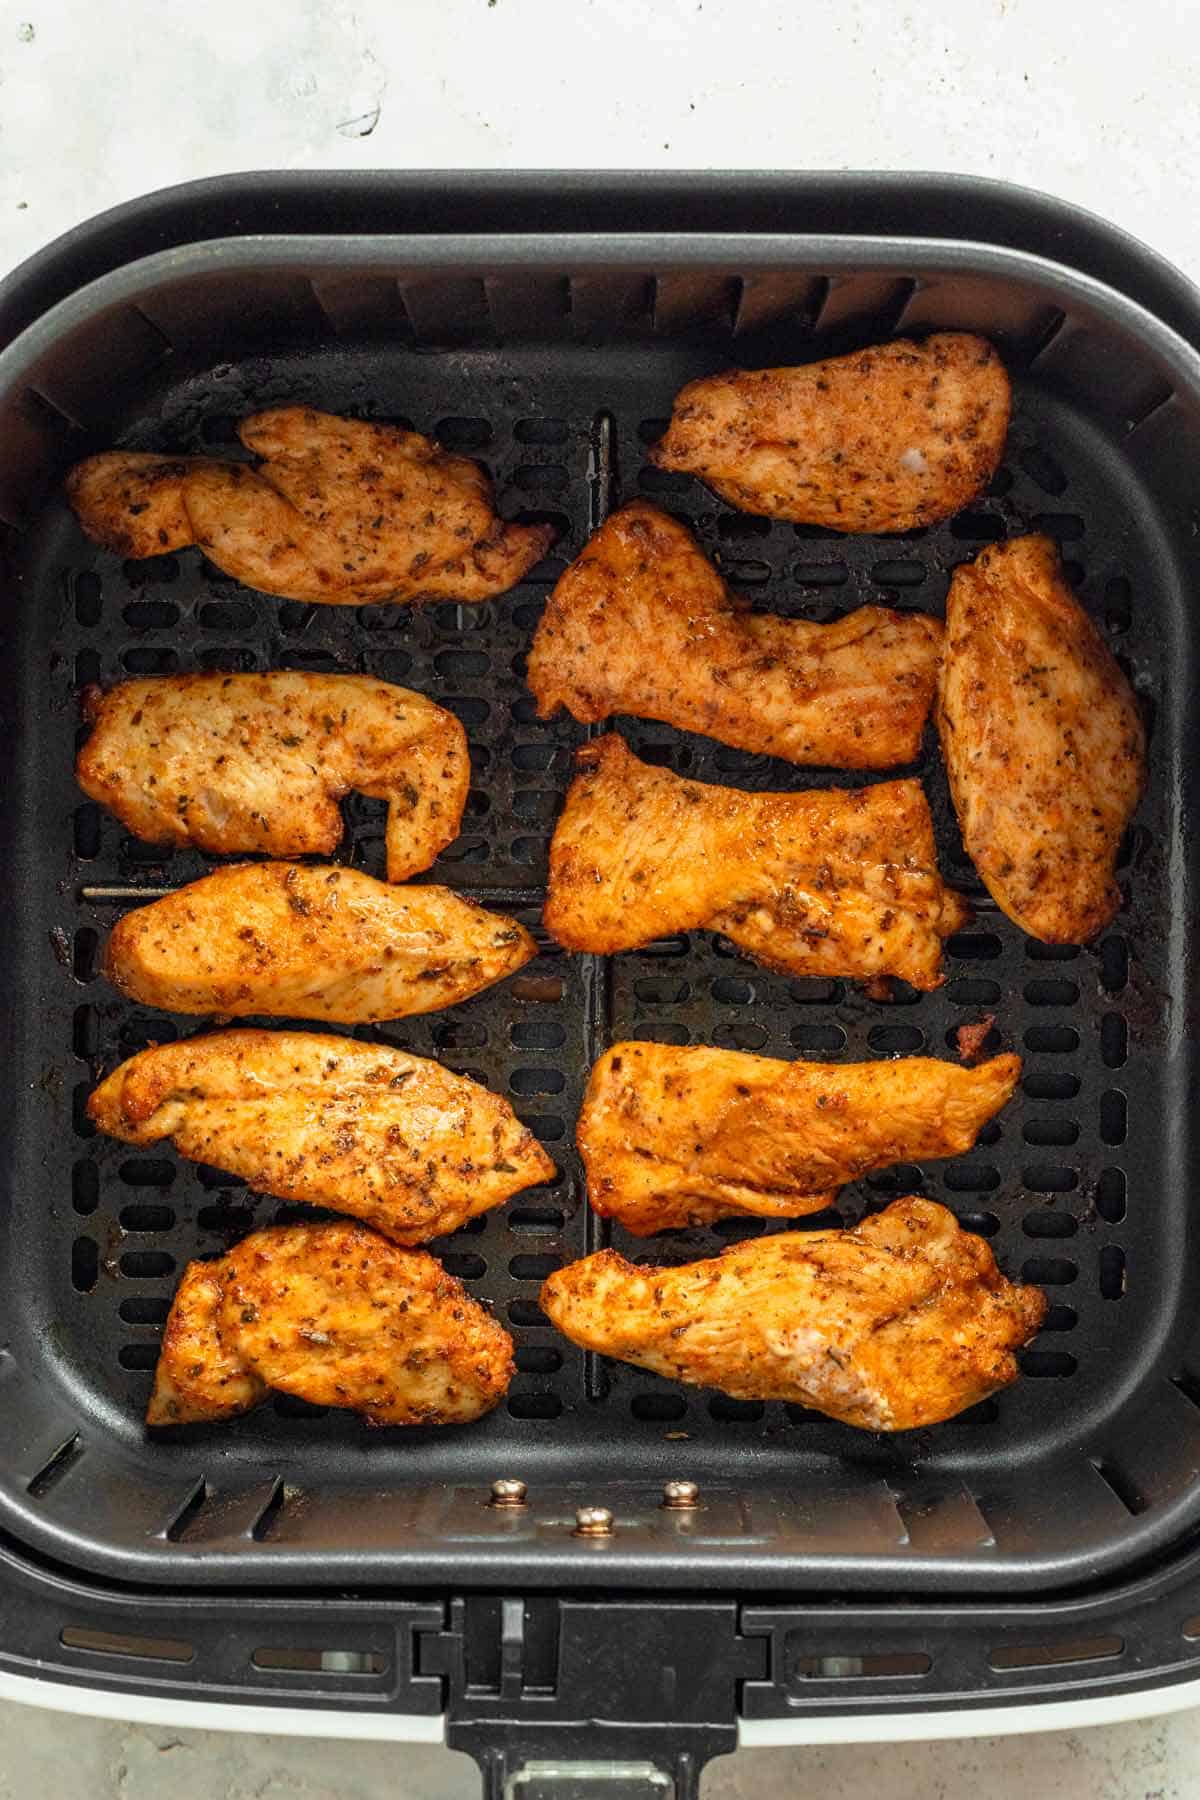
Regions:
[[661, 1479, 700, 1510], [573, 1505, 614, 1538], [489, 1478, 528, 1509]]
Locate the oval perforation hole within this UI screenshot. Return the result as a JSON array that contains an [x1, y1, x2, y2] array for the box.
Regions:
[[73, 803, 101, 859], [507, 1393, 563, 1420], [1019, 1349, 1077, 1377], [1096, 1167, 1127, 1223], [273, 1394, 329, 1420], [709, 1396, 764, 1423], [71, 1237, 98, 1293], [510, 1068, 565, 1097], [950, 512, 1006, 542], [1023, 1118, 1080, 1147], [1023, 1072, 1080, 1101], [118, 1343, 160, 1371], [1017, 446, 1068, 495], [1024, 1164, 1078, 1193], [515, 417, 568, 446], [119, 1296, 170, 1326], [1024, 979, 1079, 1006], [634, 977, 690, 1005], [954, 1210, 1000, 1238], [1100, 1245, 1126, 1299], [436, 416, 492, 450], [119, 1158, 176, 1189], [515, 1346, 563, 1374], [1025, 1025, 1080, 1054], [792, 561, 848, 587], [73, 570, 102, 625], [947, 933, 1002, 961], [119, 1203, 175, 1232], [508, 1299, 549, 1328], [867, 1024, 924, 1055], [790, 1023, 847, 1055], [509, 1254, 558, 1282], [1022, 1256, 1077, 1286], [1023, 1209, 1078, 1238], [943, 1164, 1000, 1193], [713, 1022, 768, 1051], [72, 1161, 99, 1215], [632, 1393, 688, 1422], [1101, 1014, 1128, 1069], [1100, 1090, 1127, 1146], [120, 1250, 175, 1279], [870, 559, 926, 587]]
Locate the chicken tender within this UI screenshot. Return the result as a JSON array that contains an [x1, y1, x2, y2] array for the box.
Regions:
[[541, 1196, 1046, 1430], [937, 534, 1146, 942], [580, 1042, 1020, 1233], [67, 407, 553, 605], [89, 1030, 555, 1244], [148, 1221, 514, 1427], [544, 734, 967, 990], [650, 334, 1010, 532], [77, 672, 469, 882], [104, 864, 535, 1023], [527, 502, 942, 766]]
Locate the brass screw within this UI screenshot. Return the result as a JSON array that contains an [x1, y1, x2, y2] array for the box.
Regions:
[[573, 1505, 614, 1538], [489, 1478, 528, 1509], [661, 1479, 701, 1510]]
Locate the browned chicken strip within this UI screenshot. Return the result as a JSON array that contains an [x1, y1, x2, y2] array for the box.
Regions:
[[937, 534, 1146, 943], [541, 1196, 1046, 1430], [580, 1042, 1020, 1234], [89, 1030, 555, 1244], [148, 1221, 514, 1427], [77, 672, 469, 882], [104, 864, 535, 1024], [544, 734, 967, 990], [66, 407, 552, 604], [527, 501, 942, 767], [650, 334, 1010, 532]]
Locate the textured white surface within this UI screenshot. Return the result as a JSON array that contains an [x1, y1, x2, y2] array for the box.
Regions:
[[1, 0, 1200, 280], [3, 0, 1200, 1791]]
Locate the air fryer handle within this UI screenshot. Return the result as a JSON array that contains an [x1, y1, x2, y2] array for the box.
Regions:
[[437, 1596, 751, 1800], [469, 1743, 714, 1800]]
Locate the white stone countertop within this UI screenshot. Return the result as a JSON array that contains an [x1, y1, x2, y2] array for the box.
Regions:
[[2, 0, 1200, 1792]]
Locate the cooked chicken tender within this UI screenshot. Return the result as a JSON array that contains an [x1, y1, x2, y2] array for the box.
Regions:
[[67, 407, 552, 604], [541, 1197, 1046, 1430], [148, 1221, 514, 1427], [89, 1030, 555, 1244], [104, 864, 535, 1023], [937, 534, 1146, 943], [77, 672, 469, 882], [544, 734, 967, 990], [650, 334, 1010, 532], [579, 1042, 1020, 1233], [527, 502, 942, 766]]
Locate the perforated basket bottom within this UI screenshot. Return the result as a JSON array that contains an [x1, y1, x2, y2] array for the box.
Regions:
[[3, 333, 1179, 1575]]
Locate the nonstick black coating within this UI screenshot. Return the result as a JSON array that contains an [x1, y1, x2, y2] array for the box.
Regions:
[[0, 247, 1197, 1592]]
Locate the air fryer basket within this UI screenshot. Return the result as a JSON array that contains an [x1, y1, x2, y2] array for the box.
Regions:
[[3, 177, 1200, 1768]]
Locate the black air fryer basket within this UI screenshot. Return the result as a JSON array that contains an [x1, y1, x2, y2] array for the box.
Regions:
[[3, 172, 1200, 1791]]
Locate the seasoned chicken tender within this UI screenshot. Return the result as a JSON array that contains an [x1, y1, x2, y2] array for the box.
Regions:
[[527, 502, 942, 766], [148, 1221, 514, 1427], [937, 534, 1146, 943], [544, 734, 967, 990], [67, 407, 552, 604], [580, 1042, 1020, 1233], [541, 1196, 1046, 1430], [89, 1030, 555, 1244], [104, 864, 535, 1023], [651, 333, 1010, 532], [77, 672, 469, 882]]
